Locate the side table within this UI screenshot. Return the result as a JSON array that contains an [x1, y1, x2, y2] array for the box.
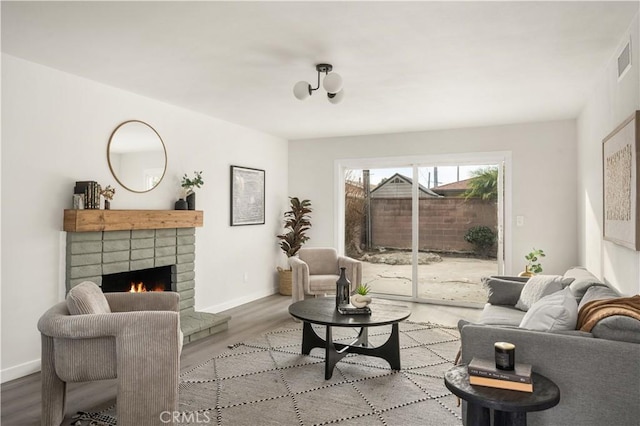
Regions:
[[444, 364, 560, 426]]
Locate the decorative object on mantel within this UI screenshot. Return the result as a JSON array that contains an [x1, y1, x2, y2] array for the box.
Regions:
[[100, 185, 115, 210], [602, 110, 640, 251], [174, 198, 188, 210], [518, 248, 545, 277], [276, 197, 312, 295], [181, 170, 204, 210], [293, 63, 344, 104], [351, 283, 372, 308], [230, 165, 265, 226], [73, 181, 100, 209]]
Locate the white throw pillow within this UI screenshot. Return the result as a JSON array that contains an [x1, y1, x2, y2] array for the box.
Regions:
[[519, 287, 578, 332], [515, 274, 573, 311]]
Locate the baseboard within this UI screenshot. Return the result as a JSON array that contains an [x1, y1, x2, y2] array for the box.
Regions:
[[199, 286, 279, 313], [1, 358, 40, 384]]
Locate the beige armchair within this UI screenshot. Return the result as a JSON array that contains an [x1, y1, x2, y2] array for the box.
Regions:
[[37, 281, 182, 426], [289, 247, 362, 303]]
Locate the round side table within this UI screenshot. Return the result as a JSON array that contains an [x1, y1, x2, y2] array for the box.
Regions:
[[444, 364, 560, 426]]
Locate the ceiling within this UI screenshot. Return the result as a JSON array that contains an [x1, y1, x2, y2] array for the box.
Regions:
[[2, 1, 638, 140]]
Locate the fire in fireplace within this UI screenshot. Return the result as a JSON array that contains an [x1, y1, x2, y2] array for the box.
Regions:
[[102, 265, 174, 293]]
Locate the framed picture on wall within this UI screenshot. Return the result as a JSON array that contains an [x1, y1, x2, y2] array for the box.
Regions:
[[602, 111, 640, 250], [230, 165, 265, 226]]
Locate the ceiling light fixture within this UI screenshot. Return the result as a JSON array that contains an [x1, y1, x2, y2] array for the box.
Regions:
[[293, 63, 344, 104]]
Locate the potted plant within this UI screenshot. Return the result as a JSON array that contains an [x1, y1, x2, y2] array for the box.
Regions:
[[181, 171, 204, 210], [276, 197, 312, 295], [350, 283, 372, 308], [519, 248, 545, 277]]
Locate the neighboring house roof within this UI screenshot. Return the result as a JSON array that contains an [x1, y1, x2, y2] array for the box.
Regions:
[[370, 173, 442, 198], [432, 178, 472, 197]]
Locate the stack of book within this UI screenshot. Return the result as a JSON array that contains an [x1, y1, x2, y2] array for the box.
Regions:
[[467, 357, 533, 392], [74, 181, 100, 210]]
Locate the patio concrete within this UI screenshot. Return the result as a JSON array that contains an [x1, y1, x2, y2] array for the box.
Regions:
[[360, 254, 497, 305]]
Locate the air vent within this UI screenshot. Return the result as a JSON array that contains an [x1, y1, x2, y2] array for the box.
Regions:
[[618, 39, 631, 80]]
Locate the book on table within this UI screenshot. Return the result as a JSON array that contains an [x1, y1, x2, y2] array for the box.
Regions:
[[468, 357, 532, 383], [468, 375, 533, 392]]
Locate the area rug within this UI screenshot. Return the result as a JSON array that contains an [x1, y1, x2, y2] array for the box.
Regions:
[[73, 320, 463, 426]]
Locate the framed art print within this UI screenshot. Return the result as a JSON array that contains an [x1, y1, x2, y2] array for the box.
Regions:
[[230, 165, 265, 226], [602, 111, 640, 250]]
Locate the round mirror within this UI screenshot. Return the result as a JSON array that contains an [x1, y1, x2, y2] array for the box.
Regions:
[[107, 120, 167, 193]]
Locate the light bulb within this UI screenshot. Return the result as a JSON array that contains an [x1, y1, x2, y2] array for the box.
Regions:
[[328, 89, 344, 104], [293, 81, 311, 100], [323, 72, 343, 94]]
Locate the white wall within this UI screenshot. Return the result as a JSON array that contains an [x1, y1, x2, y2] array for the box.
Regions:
[[1, 54, 289, 381], [577, 12, 640, 295], [289, 119, 578, 276]]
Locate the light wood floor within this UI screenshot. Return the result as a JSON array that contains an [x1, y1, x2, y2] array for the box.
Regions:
[[0, 294, 481, 426]]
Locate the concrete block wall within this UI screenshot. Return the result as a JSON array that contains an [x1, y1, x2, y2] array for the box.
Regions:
[[66, 228, 197, 313], [371, 198, 497, 254]]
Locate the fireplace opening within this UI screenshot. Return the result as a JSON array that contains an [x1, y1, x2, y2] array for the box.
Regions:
[[102, 265, 173, 293]]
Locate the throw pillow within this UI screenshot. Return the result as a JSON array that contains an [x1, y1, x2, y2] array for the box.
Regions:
[[482, 276, 525, 305], [515, 275, 573, 311], [519, 287, 578, 332], [66, 281, 111, 315]]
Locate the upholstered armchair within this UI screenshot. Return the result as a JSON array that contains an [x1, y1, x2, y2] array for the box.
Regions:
[[37, 281, 182, 426], [289, 247, 362, 303]]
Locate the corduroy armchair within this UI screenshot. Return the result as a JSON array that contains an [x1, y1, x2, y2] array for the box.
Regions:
[[289, 247, 362, 303], [38, 281, 182, 426]]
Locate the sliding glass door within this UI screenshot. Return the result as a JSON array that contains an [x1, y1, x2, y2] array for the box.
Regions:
[[341, 154, 507, 307]]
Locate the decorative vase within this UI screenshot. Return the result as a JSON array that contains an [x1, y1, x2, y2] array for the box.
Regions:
[[335, 267, 351, 308], [175, 199, 188, 210], [350, 294, 372, 308], [104, 200, 110, 210], [518, 265, 534, 277], [186, 192, 196, 210]]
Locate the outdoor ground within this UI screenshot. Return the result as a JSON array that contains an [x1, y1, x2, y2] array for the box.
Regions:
[[358, 251, 497, 305]]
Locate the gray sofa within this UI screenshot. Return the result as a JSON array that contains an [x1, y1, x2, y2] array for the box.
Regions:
[[459, 267, 640, 426]]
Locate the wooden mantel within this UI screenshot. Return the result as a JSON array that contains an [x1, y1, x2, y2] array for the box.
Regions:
[[63, 209, 203, 232]]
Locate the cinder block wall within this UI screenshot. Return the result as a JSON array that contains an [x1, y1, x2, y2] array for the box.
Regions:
[[66, 228, 196, 313], [371, 198, 497, 254]]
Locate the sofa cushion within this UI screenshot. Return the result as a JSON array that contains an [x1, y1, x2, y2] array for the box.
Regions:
[[479, 304, 526, 326], [578, 285, 620, 310], [515, 275, 573, 311], [564, 266, 605, 301], [591, 315, 640, 343], [482, 276, 524, 305], [66, 281, 111, 315], [519, 287, 578, 332]]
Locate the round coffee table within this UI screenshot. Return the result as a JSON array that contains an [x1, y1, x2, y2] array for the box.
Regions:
[[444, 364, 560, 426], [288, 298, 411, 379]]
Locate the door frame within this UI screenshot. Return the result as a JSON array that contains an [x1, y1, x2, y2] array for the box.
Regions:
[[335, 151, 512, 302]]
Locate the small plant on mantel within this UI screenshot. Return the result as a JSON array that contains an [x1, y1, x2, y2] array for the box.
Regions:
[[181, 171, 204, 196]]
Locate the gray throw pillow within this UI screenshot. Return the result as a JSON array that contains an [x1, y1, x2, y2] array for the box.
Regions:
[[66, 281, 111, 315], [515, 275, 573, 311], [482, 276, 524, 305], [519, 287, 578, 332]]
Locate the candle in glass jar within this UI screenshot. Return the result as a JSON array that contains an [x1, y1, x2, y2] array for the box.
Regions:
[[494, 341, 515, 370]]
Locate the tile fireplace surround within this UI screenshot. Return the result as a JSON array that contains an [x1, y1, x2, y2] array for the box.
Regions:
[[64, 210, 229, 343]]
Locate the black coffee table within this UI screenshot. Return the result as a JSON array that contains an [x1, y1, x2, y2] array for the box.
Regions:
[[444, 364, 560, 426], [288, 298, 411, 379]]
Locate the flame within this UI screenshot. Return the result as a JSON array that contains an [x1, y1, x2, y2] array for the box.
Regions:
[[129, 282, 147, 293]]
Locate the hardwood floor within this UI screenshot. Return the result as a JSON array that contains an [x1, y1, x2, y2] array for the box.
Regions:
[[0, 294, 481, 426]]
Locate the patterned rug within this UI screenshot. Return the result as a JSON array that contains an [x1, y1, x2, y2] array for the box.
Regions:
[[73, 320, 463, 426]]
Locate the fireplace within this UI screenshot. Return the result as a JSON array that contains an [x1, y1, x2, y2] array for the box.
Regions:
[[102, 265, 174, 293]]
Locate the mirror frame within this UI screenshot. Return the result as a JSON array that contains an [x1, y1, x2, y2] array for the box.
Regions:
[[107, 120, 168, 193]]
